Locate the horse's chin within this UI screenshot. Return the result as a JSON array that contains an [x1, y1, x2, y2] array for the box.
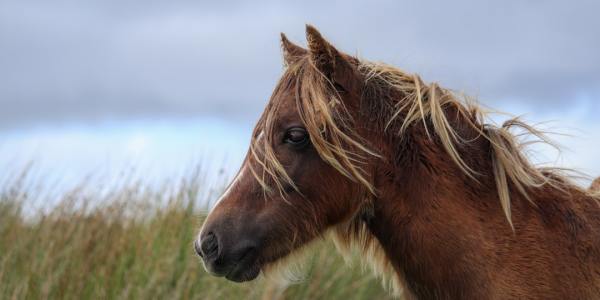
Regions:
[[224, 244, 309, 283], [221, 247, 296, 283], [204, 252, 263, 283], [225, 263, 261, 282]]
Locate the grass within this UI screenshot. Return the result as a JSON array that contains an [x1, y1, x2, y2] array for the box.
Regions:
[[0, 170, 393, 299]]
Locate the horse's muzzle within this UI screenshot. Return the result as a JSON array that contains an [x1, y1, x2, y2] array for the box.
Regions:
[[195, 227, 261, 282]]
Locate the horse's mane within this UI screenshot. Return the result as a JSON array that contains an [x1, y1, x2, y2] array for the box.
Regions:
[[251, 55, 596, 227], [592, 178, 600, 193]]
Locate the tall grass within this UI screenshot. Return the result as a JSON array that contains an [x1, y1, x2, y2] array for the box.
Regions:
[[0, 168, 392, 299]]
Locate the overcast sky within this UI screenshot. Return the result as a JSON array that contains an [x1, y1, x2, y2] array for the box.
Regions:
[[2, 0, 599, 127], [1, 0, 599, 197]]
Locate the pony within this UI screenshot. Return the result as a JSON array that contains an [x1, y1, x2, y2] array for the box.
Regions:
[[195, 25, 600, 299]]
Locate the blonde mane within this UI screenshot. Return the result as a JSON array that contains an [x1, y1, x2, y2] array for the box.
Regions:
[[249, 56, 377, 202], [250, 56, 595, 229]]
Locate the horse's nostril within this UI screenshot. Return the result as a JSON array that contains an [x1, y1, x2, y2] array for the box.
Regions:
[[194, 240, 203, 258], [200, 232, 219, 258]]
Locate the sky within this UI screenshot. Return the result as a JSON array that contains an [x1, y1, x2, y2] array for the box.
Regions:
[[1, 0, 599, 203]]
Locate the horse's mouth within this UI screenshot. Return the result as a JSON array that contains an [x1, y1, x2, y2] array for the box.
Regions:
[[225, 262, 261, 282], [223, 251, 262, 282], [223, 246, 291, 282]]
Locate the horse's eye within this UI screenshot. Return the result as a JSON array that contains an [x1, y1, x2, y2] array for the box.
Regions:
[[283, 128, 309, 147]]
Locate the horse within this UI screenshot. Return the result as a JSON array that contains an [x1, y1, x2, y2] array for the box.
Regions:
[[195, 25, 600, 299]]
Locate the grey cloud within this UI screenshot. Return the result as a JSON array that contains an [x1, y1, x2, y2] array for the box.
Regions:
[[1, 0, 599, 129]]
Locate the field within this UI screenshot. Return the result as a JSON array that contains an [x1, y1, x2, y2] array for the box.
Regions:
[[0, 170, 393, 300]]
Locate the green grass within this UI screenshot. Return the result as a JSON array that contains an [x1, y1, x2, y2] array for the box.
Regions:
[[0, 172, 392, 299]]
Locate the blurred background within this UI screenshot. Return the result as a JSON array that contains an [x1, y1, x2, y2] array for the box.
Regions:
[[2, 0, 600, 205]]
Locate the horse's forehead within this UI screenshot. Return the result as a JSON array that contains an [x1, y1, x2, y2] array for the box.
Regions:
[[271, 84, 300, 121]]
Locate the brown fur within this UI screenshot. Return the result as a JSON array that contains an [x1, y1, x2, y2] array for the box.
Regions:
[[197, 25, 600, 299]]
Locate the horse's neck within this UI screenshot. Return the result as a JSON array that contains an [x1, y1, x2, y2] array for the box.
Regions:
[[367, 127, 508, 297], [358, 99, 600, 297]]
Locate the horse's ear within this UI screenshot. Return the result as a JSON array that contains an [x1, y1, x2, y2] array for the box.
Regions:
[[281, 33, 307, 66], [306, 25, 337, 77], [305, 25, 361, 95]]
